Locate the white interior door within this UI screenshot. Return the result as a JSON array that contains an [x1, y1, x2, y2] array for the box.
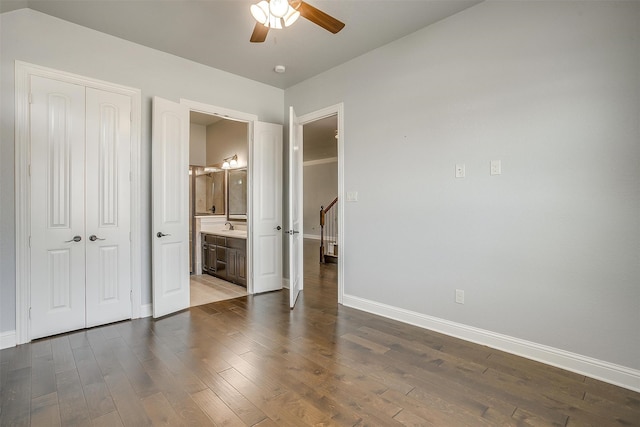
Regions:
[[30, 76, 87, 339], [288, 107, 303, 308], [152, 96, 190, 317], [252, 121, 283, 294], [85, 88, 132, 327]]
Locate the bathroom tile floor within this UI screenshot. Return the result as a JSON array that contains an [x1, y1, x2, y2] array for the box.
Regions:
[[190, 274, 247, 307]]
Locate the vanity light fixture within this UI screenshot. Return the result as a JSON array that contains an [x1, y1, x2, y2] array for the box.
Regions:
[[222, 154, 238, 169]]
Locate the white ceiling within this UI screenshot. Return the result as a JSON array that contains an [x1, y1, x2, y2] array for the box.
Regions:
[[1, 0, 481, 89]]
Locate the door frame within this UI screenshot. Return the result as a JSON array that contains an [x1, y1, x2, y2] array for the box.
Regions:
[[295, 103, 344, 304], [14, 61, 142, 345], [179, 99, 258, 294]]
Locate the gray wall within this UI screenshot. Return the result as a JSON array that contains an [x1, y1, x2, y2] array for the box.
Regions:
[[0, 9, 284, 333], [284, 1, 640, 370], [303, 161, 338, 237]]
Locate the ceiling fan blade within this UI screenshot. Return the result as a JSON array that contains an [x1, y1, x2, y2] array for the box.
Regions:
[[295, 1, 345, 34], [250, 22, 269, 43]]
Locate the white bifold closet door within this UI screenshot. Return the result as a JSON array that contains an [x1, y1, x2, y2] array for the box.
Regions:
[[29, 76, 132, 340]]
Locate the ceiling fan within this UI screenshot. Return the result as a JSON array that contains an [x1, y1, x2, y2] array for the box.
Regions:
[[249, 0, 345, 43]]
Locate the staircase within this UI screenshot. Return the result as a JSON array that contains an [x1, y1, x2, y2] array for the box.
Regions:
[[320, 197, 338, 264]]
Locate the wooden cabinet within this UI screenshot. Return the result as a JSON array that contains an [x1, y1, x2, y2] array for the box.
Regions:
[[201, 233, 246, 287], [226, 237, 247, 286], [202, 234, 217, 274]]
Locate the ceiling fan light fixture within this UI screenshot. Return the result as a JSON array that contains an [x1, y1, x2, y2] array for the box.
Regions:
[[250, 1, 269, 24], [269, 0, 289, 18], [268, 14, 283, 29], [283, 7, 300, 26]]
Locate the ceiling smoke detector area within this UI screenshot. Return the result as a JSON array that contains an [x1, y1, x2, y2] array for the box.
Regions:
[[274, 65, 286, 73]]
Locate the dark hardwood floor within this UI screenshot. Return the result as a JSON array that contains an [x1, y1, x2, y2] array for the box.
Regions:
[[2, 239, 639, 426]]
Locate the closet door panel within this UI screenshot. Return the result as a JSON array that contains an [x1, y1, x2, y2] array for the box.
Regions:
[[85, 88, 132, 327], [30, 76, 87, 340]]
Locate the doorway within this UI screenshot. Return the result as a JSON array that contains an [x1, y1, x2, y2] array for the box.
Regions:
[[302, 114, 339, 303], [187, 111, 249, 307], [289, 103, 345, 306], [152, 97, 283, 318]]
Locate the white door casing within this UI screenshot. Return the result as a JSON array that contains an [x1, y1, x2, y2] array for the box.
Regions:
[[29, 76, 87, 339], [294, 103, 345, 305], [85, 88, 132, 327], [152, 96, 190, 318], [288, 107, 303, 308], [252, 121, 283, 294]]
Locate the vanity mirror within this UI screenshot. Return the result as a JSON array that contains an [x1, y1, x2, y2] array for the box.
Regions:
[[191, 166, 225, 216], [228, 167, 247, 220]]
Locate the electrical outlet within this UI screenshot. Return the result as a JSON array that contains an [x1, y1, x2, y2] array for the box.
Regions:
[[455, 164, 465, 178], [490, 160, 501, 175], [455, 289, 465, 304]]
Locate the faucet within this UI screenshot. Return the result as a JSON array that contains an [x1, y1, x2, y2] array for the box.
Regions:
[[225, 221, 234, 230]]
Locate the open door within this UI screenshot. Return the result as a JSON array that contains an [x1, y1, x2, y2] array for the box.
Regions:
[[288, 107, 303, 308], [252, 121, 284, 294], [151, 97, 190, 317]]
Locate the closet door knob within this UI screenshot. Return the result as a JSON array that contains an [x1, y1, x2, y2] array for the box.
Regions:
[[89, 235, 105, 241], [65, 235, 82, 243], [157, 232, 170, 238]]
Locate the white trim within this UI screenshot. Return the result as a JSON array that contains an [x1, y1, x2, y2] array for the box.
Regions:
[[180, 99, 258, 123], [1, 331, 17, 350], [297, 103, 345, 305], [283, 278, 290, 289], [140, 304, 153, 318], [343, 294, 640, 393], [303, 157, 338, 167], [303, 234, 321, 240], [14, 61, 143, 344]]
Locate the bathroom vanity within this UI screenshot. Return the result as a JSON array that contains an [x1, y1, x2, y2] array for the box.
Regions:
[[201, 231, 247, 287]]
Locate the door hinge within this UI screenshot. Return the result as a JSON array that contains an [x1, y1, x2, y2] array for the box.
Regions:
[[28, 93, 33, 104], [28, 236, 31, 248], [129, 232, 131, 242], [130, 289, 133, 302], [130, 111, 133, 122], [28, 164, 31, 177], [29, 307, 32, 319]]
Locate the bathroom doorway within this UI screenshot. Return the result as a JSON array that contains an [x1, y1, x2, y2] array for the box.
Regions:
[[188, 111, 248, 306]]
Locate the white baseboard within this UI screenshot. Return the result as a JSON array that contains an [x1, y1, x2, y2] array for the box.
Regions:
[[1, 330, 16, 350], [342, 294, 640, 393], [140, 304, 153, 318], [303, 234, 321, 240], [283, 279, 290, 289]]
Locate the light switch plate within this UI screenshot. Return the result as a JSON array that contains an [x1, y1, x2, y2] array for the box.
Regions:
[[490, 160, 501, 175], [455, 164, 465, 178], [346, 191, 358, 202]]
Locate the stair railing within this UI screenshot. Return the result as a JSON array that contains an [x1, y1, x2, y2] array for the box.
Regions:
[[319, 196, 338, 263]]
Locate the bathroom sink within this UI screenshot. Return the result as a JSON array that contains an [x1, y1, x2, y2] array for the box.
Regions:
[[211, 229, 247, 239]]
